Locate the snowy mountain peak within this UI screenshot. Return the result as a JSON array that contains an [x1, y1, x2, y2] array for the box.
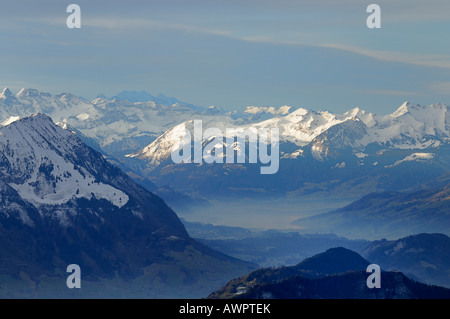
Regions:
[[202, 105, 224, 115], [0, 87, 13, 97], [288, 107, 309, 117], [10, 113, 57, 130], [345, 107, 363, 117], [387, 102, 449, 134], [24, 112, 60, 126], [244, 105, 293, 116], [344, 107, 375, 127], [0, 113, 129, 210], [392, 101, 413, 117], [390, 101, 440, 118], [16, 88, 41, 97], [0, 115, 20, 126]]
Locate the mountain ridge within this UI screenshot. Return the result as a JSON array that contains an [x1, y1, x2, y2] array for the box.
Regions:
[[2, 87, 449, 213], [208, 247, 450, 299], [127, 100, 450, 201], [294, 183, 450, 239], [0, 113, 255, 298]]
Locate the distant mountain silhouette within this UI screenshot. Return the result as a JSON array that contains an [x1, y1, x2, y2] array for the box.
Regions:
[[209, 247, 450, 299], [295, 183, 450, 239], [361, 233, 450, 288]]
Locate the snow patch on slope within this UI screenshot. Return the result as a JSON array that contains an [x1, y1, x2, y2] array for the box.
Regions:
[[0, 114, 129, 208], [386, 153, 435, 168], [1, 116, 20, 126], [244, 105, 292, 116]]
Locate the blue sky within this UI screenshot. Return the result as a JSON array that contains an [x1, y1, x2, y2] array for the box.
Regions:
[[1, 0, 450, 114]]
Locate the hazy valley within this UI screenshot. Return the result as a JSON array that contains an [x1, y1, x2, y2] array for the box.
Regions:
[[1, 88, 449, 298]]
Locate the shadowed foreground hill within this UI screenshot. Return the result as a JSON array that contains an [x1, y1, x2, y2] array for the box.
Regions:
[[209, 247, 450, 299], [230, 271, 450, 299]]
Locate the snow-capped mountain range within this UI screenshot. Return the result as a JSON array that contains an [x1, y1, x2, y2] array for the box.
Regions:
[[131, 101, 450, 168], [126, 101, 450, 199], [5, 87, 447, 164], [1, 87, 450, 200], [0, 88, 235, 158], [1, 87, 448, 297]]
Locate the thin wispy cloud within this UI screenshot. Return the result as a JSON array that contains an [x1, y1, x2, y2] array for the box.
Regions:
[[226, 35, 450, 70], [320, 44, 450, 70], [10, 15, 233, 38], [1, 1, 449, 113], [7, 10, 450, 71], [86, 17, 233, 37]]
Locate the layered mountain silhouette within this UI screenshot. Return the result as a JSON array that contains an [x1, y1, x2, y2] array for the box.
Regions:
[[0, 114, 255, 298], [209, 247, 450, 299], [361, 233, 450, 288], [131, 101, 450, 200], [188, 222, 450, 289], [295, 183, 450, 239], [228, 271, 450, 299], [1, 89, 449, 299], [2, 89, 450, 203]]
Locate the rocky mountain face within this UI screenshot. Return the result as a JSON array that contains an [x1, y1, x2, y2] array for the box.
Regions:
[[208, 247, 450, 299], [0, 114, 255, 298]]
